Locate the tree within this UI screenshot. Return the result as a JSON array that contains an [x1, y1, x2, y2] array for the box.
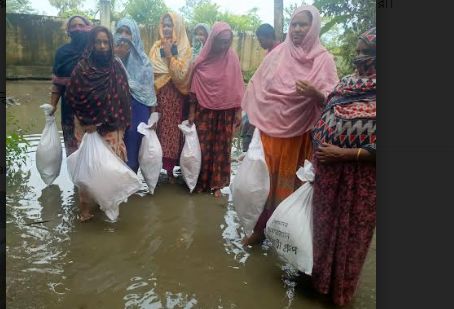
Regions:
[[180, 0, 211, 22], [6, 0, 36, 14], [218, 8, 261, 32], [49, 0, 84, 16], [179, 0, 262, 32], [123, 0, 168, 26], [313, 0, 376, 72], [190, 1, 220, 27]]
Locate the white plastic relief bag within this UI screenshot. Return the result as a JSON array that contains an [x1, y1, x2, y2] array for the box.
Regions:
[[265, 160, 315, 275], [36, 104, 63, 186], [178, 120, 202, 193], [138, 112, 163, 195], [67, 132, 142, 221], [231, 128, 270, 237]]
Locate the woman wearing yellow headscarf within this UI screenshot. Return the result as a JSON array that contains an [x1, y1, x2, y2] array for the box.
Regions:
[[149, 12, 192, 182]]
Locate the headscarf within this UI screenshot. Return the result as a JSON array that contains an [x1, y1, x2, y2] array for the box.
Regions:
[[65, 26, 131, 135], [114, 17, 157, 107], [190, 22, 244, 110], [354, 27, 376, 77], [191, 23, 210, 60], [359, 27, 376, 51], [149, 12, 192, 94], [324, 27, 376, 111], [312, 27, 376, 153], [52, 15, 92, 85], [241, 5, 339, 138]]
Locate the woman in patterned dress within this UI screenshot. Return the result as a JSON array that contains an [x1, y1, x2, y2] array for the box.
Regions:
[[65, 26, 131, 221], [310, 27, 376, 306], [148, 12, 192, 182], [188, 22, 244, 197]]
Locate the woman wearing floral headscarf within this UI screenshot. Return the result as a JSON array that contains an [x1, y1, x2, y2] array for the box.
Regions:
[[50, 15, 92, 157], [114, 17, 157, 173], [241, 5, 339, 245], [149, 12, 192, 182], [310, 27, 376, 306]]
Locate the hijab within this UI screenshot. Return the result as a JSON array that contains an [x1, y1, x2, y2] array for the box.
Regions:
[[190, 22, 244, 110], [65, 26, 131, 135], [241, 5, 339, 138], [52, 15, 92, 85], [149, 12, 192, 94], [114, 17, 157, 107]]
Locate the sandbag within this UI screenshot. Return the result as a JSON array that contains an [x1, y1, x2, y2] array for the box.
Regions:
[[178, 120, 202, 193], [67, 132, 141, 221], [265, 160, 315, 275], [36, 104, 63, 185], [231, 128, 270, 237], [138, 112, 163, 195]]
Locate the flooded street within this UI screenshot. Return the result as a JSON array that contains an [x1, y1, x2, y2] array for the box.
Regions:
[[6, 80, 376, 309]]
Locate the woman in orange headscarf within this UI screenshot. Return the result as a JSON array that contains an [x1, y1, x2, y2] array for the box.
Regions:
[[149, 12, 192, 182]]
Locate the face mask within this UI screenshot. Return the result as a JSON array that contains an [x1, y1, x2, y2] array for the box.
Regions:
[[92, 51, 111, 67], [69, 30, 88, 45], [353, 55, 376, 75]]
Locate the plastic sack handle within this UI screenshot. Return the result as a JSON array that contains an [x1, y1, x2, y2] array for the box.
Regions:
[[178, 120, 197, 153], [137, 112, 160, 135], [178, 120, 196, 135], [40, 103, 54, 115], [296, 160, 315, 182]]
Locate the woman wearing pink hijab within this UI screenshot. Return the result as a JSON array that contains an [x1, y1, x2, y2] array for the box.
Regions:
[[241, 5, 339, 245], [188, 22, 244, 198]]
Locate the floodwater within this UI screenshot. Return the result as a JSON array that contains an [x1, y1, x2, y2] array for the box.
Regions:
[[6, 81, 376, 309]]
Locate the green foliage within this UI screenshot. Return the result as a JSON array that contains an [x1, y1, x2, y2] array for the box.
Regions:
[[179, 0, 262, 32], [49, 0, 83, 16], [219, 8, 261, 32], [59, 8, 97, 20], [6, 114, 29, 173], [6, 0, 36, 14], [180, 0, 211, 22], [190, 1, 220, 27], [313, 0, 376, 72], [122, 0, 168, 26], [314, 0, 376, 32]]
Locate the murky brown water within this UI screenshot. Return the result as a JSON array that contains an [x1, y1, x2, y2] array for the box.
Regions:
[[6, 80, 376, 309]]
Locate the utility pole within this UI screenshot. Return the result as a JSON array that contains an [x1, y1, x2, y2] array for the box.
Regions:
[[274, 0, 284, 42], [100, 0, 111, 27]]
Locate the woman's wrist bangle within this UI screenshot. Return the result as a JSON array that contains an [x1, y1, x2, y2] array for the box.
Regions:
[[356, 148, 362, 161]]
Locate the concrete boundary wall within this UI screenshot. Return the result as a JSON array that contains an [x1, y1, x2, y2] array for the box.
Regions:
[[6, 13, 265, 79]]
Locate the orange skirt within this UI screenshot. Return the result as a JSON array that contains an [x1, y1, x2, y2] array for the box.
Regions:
[[253, 131, 313, 233]]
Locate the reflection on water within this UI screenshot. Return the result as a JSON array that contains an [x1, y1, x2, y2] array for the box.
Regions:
[[6, 80, 375, 309]]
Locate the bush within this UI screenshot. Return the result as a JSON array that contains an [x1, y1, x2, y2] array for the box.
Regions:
[[6, 114, 29, 173]]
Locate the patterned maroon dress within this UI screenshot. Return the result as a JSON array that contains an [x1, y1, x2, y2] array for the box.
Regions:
[[155, 81, 187, 175], [194, 103, 238, 192], [310, 73, 376, 306]]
